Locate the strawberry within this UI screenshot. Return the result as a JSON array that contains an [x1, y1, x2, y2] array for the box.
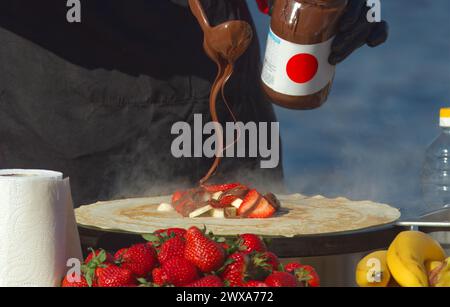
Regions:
[[220, 242, 230, 251], [265, 252, 280, 271], [285, 263, 320, 287], [146, 241, 160, 252], [184, 227, 225, 273], [143, 235, 163, 252], [220, 252, 249, 287], [265, 271, 298, 287], [61, 275, 89, 287], [152, 267, 169, 286], [158, 235, 186, 264], [253, 252, 279, 272], [284, 262, 302, 273], [210, 197, 237, 209], [238, 234, 267, 254], [155, 228, 187, 239], [172, 190, 186, 204], [161, 257, 199, 286], [95, 264, 136, 287], [185, 275, 224, 287], [115, 243, 157, 278], [221, 251, 275, 286], [84, 249, 114, 265], [82, 248, 114, 286], [144, 228, 186, 254], [203, 183, 241, 193], [114, 247, 128, 259], [172, 198, 194, 216], [244, 280, 268, 287], [219, 241, 238, 255], [247, 197, 276, 219], [237, 189, 260, 217], [218, 195, 238, 207], [264, 193, 281, 210]]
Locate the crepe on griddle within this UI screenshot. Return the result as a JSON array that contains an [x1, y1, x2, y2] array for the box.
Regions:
[[75, 194, 400, 237]]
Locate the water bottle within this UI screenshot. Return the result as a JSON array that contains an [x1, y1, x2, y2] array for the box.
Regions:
[[422, 108, 450, 210]]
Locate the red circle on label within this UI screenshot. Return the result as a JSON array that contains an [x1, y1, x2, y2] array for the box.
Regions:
[[286, 53, 319, 84]]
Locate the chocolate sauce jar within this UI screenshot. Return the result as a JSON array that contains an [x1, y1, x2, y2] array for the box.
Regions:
[[261, 0, 348, 110]]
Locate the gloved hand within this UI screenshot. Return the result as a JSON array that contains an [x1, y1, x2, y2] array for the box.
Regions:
[[257, 0, 388, 64], [329, 0, 388, 65]]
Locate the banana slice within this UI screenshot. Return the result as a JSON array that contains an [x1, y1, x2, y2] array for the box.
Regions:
[[212, 209, 225, 218], [231, 198, 243, 209], [211, 191, 223, 201], [157, 203, 175, 212], [189, 205, 213, 218]]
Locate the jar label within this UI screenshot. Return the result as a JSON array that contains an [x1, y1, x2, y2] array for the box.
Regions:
[[262, 29, 336, 96]]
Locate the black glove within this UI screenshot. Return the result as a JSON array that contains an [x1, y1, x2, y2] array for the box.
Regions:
[[329, 0, 389, 65]]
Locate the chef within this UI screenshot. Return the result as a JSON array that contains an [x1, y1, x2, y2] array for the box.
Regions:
[[0, 0, 387, 206]]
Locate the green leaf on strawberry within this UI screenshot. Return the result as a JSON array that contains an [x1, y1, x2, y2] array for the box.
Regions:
[[142, 233, 160, 243]]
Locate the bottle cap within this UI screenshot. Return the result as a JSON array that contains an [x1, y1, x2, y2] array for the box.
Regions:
[[440, 108, 450, 127]]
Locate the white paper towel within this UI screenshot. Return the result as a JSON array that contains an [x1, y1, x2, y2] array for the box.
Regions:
[[0, 169, 82, 287]]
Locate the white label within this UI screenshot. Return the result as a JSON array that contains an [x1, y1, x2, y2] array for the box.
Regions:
[[440, 118, 450, 127], [262, 29, 336, 96]]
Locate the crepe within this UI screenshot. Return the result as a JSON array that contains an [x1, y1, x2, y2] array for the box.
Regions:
[[75, 194, 401, 237]]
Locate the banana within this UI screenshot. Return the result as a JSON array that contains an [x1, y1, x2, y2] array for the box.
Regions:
[[426, 260, 444, 274], [356, 250, 391, 287], [429, 257, 450, 287], [386, 231, 446, 287]]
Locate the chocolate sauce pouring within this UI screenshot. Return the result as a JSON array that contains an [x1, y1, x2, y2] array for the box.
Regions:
[[188, 0, 253, 185]]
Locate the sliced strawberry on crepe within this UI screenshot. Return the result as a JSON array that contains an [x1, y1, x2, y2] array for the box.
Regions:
[[210, 199, 229, 209], [238, 190, 277, 218], [209, 194, 239, 209], [237, 189, 260, 217], [264, 193, 281, 211], [171, 190, 186, 204], [210, 185, 249, 208], [202, 183, 241, 193], [219, 194, 238, 206], [172, 197, 190, 215], [247, 197, 276, 219]]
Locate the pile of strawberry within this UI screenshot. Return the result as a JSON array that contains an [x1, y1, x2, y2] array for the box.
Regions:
[[62, 226, 319, 287]]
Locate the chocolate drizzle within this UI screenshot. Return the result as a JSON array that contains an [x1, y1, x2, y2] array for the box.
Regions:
[[188, 0, 253, 185]]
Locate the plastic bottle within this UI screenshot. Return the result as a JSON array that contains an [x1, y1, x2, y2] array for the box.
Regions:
[[422, 108, 450, 210]]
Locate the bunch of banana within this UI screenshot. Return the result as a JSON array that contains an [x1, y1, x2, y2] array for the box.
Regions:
[[356, 231, 449, 287]]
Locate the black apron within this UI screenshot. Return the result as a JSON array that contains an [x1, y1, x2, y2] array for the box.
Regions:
[[0, 0, 284, 206]]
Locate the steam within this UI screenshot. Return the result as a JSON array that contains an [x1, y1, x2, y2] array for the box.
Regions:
[[276, 86, 432, 212], [104, 135, 194, 200], [104, 119, 285, 200]]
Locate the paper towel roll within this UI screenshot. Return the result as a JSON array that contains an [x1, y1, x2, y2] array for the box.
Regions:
[[0, 169, 82, 287]]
